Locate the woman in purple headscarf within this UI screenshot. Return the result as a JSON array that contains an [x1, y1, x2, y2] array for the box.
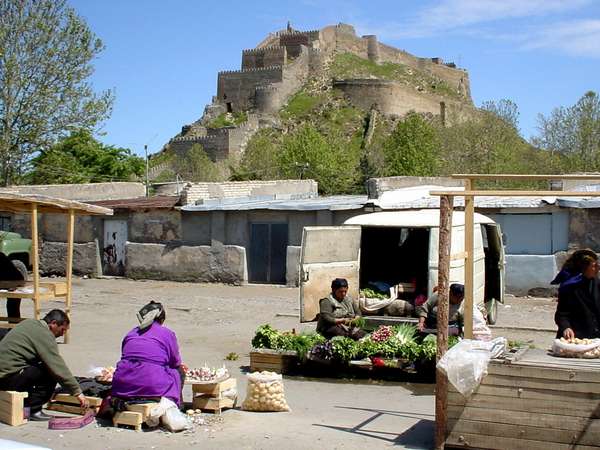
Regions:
[[111, 301, 187, 406]]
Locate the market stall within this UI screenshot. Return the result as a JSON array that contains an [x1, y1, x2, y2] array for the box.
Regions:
[[430, 174, 600, 450], [0, 192, 112, 343]]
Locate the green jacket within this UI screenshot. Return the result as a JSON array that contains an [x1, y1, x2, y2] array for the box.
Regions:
[[0, 319, 81, 395], [317, 294, 359, 333]]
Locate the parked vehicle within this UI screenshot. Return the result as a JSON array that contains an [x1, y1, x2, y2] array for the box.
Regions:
[[299, 209, 505, 325], [0, 231, 32, 268]]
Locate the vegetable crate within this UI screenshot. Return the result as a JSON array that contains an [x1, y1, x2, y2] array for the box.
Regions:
[[47, 393, 102, 415], [113, 402, 157, 431], [0, 391, 28, 426], [191, 377, 237, 414], [250, 348, 298, 374]]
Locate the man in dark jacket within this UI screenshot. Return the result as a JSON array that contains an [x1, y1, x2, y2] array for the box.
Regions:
[[554, 249, 600, 339], [0, 309, 88, 421]]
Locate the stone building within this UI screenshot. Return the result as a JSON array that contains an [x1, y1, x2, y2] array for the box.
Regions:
[[156, 22, 473, 170]]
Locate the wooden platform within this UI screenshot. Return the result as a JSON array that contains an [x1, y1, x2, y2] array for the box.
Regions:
[[112, 403, 157, 431], [46, 393, 102, 415], [446, 348, 600, 450], [192, 378, 237, 414], [250, 349, 298, 374], [0, 391, 28, 426]]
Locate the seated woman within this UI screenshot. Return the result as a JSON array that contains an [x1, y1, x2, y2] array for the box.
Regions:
[[111, 301, 187, 406], [317, 278, 365, 340], [416, 283, 464, 335], [0, 254, 28, 325], [553, 249, 600, 339]]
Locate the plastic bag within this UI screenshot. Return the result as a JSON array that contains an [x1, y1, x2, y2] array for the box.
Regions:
[[552, 338, 600, 358], [472, 306, 492, 341], [147, 397, 176, 428], [437, 338, 507, 397], [241, 371, 290, 412], [161, 407, 191, 432]]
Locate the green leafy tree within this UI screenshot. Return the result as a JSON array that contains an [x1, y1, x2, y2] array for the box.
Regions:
[[532, 91, 600, 171], [381, 113, 440, 177], [0, 0, 113, 185], [173, 144, 220, 182], [481, 99, 520, 131], [278, 124, 360, 195], [29, 130, 144, 184], [231, 129, 281, 180]]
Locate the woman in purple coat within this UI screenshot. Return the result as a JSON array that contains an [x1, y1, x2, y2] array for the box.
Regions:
[[112, 301, 187, 405]]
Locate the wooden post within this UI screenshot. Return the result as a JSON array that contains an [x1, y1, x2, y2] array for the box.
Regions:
[[464, 181, 474, 339], [30, 204, 40, 320], [435, 194, 454, 450], [64, 209, 75, 344]]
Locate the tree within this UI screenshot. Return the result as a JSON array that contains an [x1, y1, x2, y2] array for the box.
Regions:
[[0, 0, 113, 185], [381, 113, 440, 177], [29, 130, 144, 184], [533, 91, 600, 171], [480, 99, 520, 131], [231, 129, 281, 180], [173, 144, 221, 182]]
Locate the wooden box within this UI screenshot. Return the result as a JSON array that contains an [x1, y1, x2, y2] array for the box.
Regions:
[[47, 393, 102, 415], [113, 402, 157, 431], [0, 391, 28, 426], [250, 349, 298, 374], [191, 377, 237, 414], [446, 348, 600, 450]]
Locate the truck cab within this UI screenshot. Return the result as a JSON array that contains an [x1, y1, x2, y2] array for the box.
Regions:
[[0, 231, 32, 268], [299, 209, 504, 325]]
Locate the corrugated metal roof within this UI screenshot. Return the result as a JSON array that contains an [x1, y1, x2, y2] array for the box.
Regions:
[[90, 196, 180, 210], [180, 195, 368, 211], [345, 210, 495, 227]]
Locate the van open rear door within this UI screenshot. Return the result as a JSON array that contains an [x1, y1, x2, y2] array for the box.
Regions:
[[299, 226, 361, 322]]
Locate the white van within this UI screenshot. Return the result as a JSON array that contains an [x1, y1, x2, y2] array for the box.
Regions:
[[299, 209, 505, 325]]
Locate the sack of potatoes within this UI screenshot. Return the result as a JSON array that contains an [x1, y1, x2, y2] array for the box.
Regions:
[[242, 371, 290, 412]]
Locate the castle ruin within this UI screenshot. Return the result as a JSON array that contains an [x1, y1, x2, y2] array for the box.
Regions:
[[156, 23, 473, 174]]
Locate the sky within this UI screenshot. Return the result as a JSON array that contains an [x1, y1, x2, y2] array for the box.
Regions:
[[69, 0, 600, 157]]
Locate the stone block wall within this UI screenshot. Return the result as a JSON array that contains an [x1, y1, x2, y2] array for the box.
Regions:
[[242, 46, 287, 69], [217, 67, 283, 112], [125, 242, 247, 284], [129, 210, 181, 243], [568, 209, 600, 251], [39, 241, 101, 276]]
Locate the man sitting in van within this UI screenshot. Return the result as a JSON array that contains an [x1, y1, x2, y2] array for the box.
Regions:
[[416, 283, 464, 335], [317, 278, 366, 340]]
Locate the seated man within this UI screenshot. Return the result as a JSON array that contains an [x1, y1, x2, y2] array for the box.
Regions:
[[416, 283, 464, 335], [111, 301, 187, 407], [317, 278, 366, 340], [0, 309, 88, 421]]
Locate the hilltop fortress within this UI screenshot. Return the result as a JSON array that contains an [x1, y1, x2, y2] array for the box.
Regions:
[[157, 23, 473, 171]]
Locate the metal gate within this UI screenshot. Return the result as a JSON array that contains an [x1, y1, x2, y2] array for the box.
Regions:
[[103, 219, 127, 276], [249, 223, 288, 284]]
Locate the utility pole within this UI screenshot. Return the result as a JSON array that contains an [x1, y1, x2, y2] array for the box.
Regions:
[[145, 144, 149, 197]]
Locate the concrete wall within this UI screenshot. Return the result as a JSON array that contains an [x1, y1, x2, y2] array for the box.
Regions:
[[129, 210, 181, 243], [181, 179, 317, 205], [332, 79, 474, 123], [505, 254, 558, 296], [181, 211, 211, 245], [1, 182, 145, 201], [366, 176, 465, 199], [286, 245, 301, 286], [125, 242, 247, 284], [39, 241, 101, 277]]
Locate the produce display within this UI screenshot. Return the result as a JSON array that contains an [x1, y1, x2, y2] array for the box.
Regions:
[[241, 371, 290, 412], [185, 365, 229, 383], [360, 288, 389, 299], [253, 323, 460, 369], [552, 337, 600, 358]]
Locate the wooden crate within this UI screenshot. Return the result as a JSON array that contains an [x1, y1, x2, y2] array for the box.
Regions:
[[446, 348, 600, 450], [250, 349, 298, 374], [47, 393, 102, 415], [0, 391, 28, 426], [191, 377, 237, 414], [112, 402, 158, 431]]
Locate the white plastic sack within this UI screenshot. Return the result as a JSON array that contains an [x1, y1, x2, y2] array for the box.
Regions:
[[161, 407, 191, 432], [147, 397, 175, 427], [552, 338, 600, 358], [242, 371, 290, 412], [437, 338, 507, 397], [472, 306, 492, 341]]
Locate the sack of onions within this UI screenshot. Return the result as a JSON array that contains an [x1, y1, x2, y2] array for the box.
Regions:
[[241, 371, 290, 412]]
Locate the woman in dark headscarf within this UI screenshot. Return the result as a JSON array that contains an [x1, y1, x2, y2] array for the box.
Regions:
[[553, 249, 600, 339], [0, 253, 28, 322], [111, 301, 187, 406], [317, 278, 365, 340]]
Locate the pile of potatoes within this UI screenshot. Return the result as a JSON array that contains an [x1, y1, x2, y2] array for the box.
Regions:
[[242, 371, 290, 412], [555, 337, 600, 358]]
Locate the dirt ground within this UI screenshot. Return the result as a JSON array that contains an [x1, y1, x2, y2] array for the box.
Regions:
[[0, 278, 558, 450]]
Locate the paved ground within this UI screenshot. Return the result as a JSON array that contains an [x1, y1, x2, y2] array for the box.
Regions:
[[0, 279, 558, 450]]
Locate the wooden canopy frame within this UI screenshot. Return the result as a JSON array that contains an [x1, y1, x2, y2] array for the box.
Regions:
[[429, 173, 600, 450], [0, 192, 112, 343]]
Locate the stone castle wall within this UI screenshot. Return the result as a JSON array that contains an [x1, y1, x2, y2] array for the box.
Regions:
[[242, 46, 287, 70], [217, 66, 283, 113]]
